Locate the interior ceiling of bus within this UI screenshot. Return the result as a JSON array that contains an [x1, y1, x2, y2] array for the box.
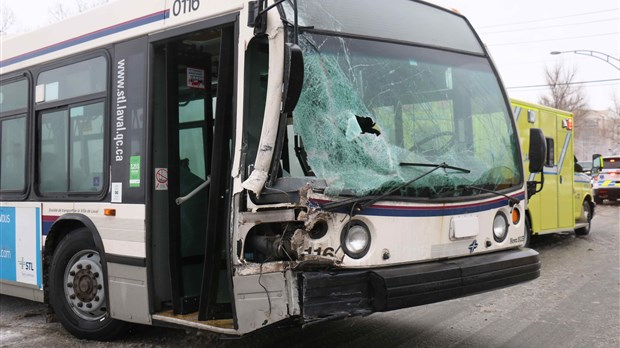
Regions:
[[175, 29, 222, 101]]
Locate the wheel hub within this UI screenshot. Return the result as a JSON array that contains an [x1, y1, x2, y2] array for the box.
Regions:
[[64, 250, 106, 320], [73, 268, 99, 302]]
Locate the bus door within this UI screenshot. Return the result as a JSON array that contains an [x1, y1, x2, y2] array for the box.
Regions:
[[151, 25, 234, 320]]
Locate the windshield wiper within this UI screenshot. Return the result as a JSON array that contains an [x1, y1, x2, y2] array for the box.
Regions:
[[320, 162, 470, 214], [400, 162, 471, 172], [467, 185, 521, 206]]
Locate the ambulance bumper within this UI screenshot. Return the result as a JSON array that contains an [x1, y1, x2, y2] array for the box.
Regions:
[[300, 248, 540, 321], [594, 187, 620, 200]]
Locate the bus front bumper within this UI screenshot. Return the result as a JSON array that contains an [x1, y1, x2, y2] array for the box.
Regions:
[[300, 248, 540, 321]]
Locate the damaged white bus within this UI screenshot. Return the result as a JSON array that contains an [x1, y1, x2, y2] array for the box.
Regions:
[[0, 0, 546, 340]]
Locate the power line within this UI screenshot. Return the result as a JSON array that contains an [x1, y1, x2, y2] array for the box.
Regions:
[[488, 32, 618, 47], [481, 17, 619, 35], [478, 8, 618, 29], [506, 78, 620, 90]]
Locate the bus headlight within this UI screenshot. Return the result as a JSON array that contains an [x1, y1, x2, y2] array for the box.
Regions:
[[341, 221, 371, 259], [493, 212, 509, 243]]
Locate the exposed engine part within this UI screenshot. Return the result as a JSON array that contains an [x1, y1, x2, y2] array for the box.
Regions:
[[244, 222, 300, 262], [251, 233, 297, 261]]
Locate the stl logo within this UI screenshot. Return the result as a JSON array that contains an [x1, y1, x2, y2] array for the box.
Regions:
[[468, 240, 479, 254]]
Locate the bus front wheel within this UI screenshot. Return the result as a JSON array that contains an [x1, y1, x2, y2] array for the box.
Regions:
[[49, 228, 128, 340]]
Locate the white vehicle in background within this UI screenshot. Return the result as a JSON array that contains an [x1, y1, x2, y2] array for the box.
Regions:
[[592, 155, 620, 204]]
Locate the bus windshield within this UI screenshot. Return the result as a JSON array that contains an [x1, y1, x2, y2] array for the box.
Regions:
[[290, 32, 522, 197]]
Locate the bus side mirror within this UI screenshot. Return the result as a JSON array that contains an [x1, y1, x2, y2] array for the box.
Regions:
[[247, 1, 267, 34], [282, 43, 304, 114], [528, 128, 546, 173]]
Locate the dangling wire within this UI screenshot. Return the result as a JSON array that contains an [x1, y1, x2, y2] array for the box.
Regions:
[[258, 257, 273, 318]]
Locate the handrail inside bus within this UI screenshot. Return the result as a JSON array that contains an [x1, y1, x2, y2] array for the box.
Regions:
[[176, 177, 211, 206]]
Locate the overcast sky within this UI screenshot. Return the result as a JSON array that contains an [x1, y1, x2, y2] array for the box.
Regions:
[[3, 0, 619, 110], [431, 0, 619, 111]]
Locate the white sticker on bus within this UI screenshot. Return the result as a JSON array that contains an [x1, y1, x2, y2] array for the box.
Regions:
[[112, 182, 123, 203], [155, 168, 168, 191]]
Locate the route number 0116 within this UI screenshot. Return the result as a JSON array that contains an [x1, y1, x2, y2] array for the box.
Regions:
[[172, 0, 200, 16]]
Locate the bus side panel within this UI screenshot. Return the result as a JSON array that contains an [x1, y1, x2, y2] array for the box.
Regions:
[[104, 37, 152, 325], [232, 272, 291, 335], [110, 37, 148, 205], [0, 202, 44, 302], [107, 262, 151, 325]]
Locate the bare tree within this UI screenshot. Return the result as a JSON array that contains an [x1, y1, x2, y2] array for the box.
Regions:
[[1, 5, 15, 35], [76, 0, 109, 13], [49, 0, 109, 22], [48, 3, 74, 22], [611, 90, 620, 118], [538, 63, 588, 112]]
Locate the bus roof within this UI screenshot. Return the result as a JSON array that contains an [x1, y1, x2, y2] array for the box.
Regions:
[[0, 0, 244, 74]]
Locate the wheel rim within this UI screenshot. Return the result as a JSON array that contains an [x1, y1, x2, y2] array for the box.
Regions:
[[63, 249, 107, 321]]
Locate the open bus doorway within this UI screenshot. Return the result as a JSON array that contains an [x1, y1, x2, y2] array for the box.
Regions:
[[150, 25, 235, 323]]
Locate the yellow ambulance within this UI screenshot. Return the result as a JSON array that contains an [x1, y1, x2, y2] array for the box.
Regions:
[[512, 99, 594, 246]]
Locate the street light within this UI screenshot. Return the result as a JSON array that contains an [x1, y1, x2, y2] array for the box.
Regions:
[[550, 50, 620, 71]]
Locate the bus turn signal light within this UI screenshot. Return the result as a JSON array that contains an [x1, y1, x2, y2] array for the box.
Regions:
[[512, 207, 521, 225], [104, 209, 116, 217]]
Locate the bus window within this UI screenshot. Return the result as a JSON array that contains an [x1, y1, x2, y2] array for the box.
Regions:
[[243, 36, 269, 178], [0, 78, 28, 112], [36, 56, 107, 196], [0, 78, 28, 193], [70, 102, 105, 192], [40, 109, 69, 192], [37, 56, 106, 103], [1, 117, 27, 191]]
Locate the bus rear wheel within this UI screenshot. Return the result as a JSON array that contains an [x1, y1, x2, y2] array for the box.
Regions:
[[49, 228, 128, 340]]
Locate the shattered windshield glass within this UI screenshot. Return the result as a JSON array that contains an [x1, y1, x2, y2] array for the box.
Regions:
[[290, 33, 522, 198]]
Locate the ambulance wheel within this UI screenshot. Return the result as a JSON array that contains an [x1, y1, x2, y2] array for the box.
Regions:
[[523, 216, 532, 248], [49, 228, 128, 340], [594, 196, 603, 205], [575, 201, 592, 236]]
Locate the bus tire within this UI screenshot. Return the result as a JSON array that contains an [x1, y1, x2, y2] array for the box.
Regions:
[[523, 216, 532, 248], [49, 228, 128, 340], [575, 201, 592, 236]]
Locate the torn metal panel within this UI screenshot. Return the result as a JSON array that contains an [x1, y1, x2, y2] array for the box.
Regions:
[[232, 272, 290, 333], [242, 10, 285, 196], [239, 209, 296, 225]]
